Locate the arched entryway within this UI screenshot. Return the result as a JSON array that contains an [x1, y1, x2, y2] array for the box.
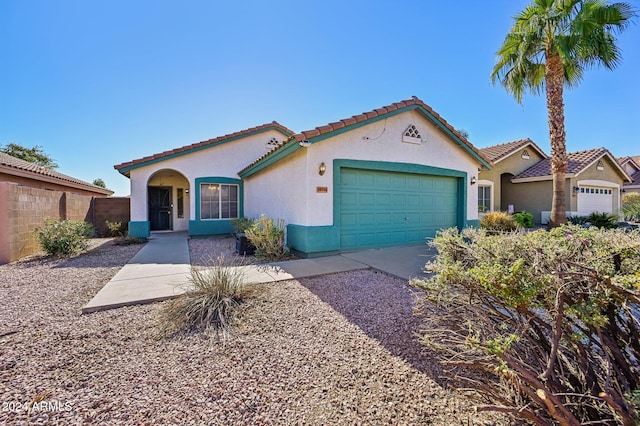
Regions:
[[147, 169, 190, 232]]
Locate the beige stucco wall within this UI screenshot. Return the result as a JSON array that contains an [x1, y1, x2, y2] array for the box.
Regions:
[[505, 155, 626, 224], [244, 110, 482, 227], [478, 147, 545, 212], [505, 180, 556, 224], [570, 156, 625, 215]]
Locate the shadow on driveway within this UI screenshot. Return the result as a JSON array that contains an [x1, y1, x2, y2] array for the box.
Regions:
[[298, 267, 449, 386]]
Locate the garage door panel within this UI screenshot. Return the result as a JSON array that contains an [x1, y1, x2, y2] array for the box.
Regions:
[[577, 186, 613, 215], [392, 194, 406, 206], [376, 193, 391, 207], [376, 213, 391, 225], [339, 168, 459, 251], [341, 213, 357, 226]]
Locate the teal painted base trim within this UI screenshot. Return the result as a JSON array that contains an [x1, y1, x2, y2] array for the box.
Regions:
[[465, 219, 481, 228], [287, 224, 339, 256], [189, 220, 234, 236], [129, 221, 150, 238], [289, 248, 340, 259]]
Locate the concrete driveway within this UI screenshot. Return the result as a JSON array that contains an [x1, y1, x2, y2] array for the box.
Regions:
[[340, 243, 436, 281]]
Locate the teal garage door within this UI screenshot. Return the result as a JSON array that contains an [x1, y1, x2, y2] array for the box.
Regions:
[[339, 168, 459, 251]]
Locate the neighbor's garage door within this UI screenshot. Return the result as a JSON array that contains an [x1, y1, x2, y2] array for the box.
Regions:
[[577, 186, 613, 215], [339, 168, 459, 251]]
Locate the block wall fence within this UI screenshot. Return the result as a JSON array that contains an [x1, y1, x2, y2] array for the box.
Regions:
[[0, 182, 130, 264]]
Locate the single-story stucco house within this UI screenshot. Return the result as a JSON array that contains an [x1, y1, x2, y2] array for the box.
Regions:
[[618, 156, 640, 194], [478, 138, 548, 213], [114, 97, 491, 257], [479, 144, 631, 224]]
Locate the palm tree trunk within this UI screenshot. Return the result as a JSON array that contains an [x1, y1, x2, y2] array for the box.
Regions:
[[546, 50, 568, 227]]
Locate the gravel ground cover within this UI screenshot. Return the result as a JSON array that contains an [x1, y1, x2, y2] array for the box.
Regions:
[[1, 237, 508, 425]]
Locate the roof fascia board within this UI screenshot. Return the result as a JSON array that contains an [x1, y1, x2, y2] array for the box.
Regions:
[[512, 173, 577, 183], [414, 105, 492, 169], [242, 104, 491, 176], [117, 126, 291, 175], [1, 165, 113, 195], [492, 142, 548, 164], [239, 139, 301, 178], [576, 152, 632, 182]]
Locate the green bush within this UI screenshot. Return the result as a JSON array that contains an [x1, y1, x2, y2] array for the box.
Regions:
[[245, 215, 289, 260], [623, 192, 640, 222], [569, 212, 619, 229], [105, 220, 126, 237], [413, 225, 640, 425], [35, 219, 95, 257], [230, 217, 255, 234], [158, 255, 247, 341], [480, 211, 519, 233], [512, 211, 534, 228]]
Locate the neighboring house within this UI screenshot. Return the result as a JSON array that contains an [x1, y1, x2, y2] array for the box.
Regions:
[[1, 152, 113, 197], [617, 156, 640, 194], [506, 148, 631, 224], [478, 139, 548, 213], [115, 97, 491, 258]]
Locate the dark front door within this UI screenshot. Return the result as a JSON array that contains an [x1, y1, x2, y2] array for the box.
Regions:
[[148, 187, 172, 231]]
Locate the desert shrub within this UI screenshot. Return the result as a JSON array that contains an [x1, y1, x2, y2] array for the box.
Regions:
[[105, 220, 126, 237], [35, 219, 95, 257], [622, 192, 640, 222], [245, 214, 289, 260], [480, 211, 519, 233], [569, 212, 619, 229], [413, 225, 640, 425], [512, 211, 534, 228], [158, 255, 247, 341]]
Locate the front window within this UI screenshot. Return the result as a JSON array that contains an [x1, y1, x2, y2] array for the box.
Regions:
[[478, 185, 491, 213], [200, 183, 238, 220]]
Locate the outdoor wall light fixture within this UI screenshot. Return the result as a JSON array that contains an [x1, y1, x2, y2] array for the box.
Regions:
[[470, 176, 477, 185], [319, 162, 326, 176], [573, 186, 580, 192]]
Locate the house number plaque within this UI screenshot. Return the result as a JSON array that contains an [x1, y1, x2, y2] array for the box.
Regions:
[[316, 186, 328, 193]]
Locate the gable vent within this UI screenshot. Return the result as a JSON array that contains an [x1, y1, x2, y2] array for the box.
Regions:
[[521, 149, 530, 160], [265, 137, 280, 150], [402, 125, 423, 144], [596, 160, 605, 171]]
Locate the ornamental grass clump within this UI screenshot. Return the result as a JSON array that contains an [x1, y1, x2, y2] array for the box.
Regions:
[[413, 224, 640, 425], [480, 211, 520, 234], [245, 214, 289, 260], [35, 219, 95, 257], [159, 255, 247, 341]]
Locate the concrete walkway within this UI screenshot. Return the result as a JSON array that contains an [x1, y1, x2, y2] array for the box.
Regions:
[[83, 232, 191, 313], [82, 233, 433, 314]]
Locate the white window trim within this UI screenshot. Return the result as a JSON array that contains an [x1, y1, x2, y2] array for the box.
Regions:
[[477, 179, 494, 213]]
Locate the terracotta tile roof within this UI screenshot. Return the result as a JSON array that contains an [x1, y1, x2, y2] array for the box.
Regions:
[[513, 148, 630, 181], [618, 155, 640, 171], [114, 121, 294, 173], [0, 152, 113, 194], [240, 97, 491, 174], [479, 138, 548, 163]]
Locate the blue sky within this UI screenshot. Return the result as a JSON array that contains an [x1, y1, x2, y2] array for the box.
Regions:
[[1, 0, 638, 196]]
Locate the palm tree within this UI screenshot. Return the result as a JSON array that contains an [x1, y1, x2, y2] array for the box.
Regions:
[[491, 0, 635, 227]]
